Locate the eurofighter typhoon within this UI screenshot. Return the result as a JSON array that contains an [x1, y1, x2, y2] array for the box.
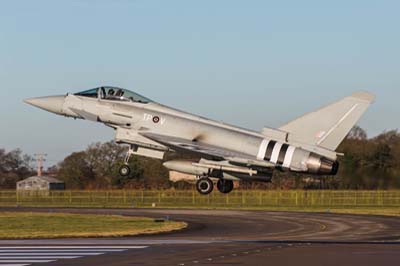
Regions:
[[25, 87, 375, 195]]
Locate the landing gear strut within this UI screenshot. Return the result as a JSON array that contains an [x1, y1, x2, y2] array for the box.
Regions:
[[217, 179, 234, 194], [119, 145, 137, 177], [196, 177, 214, 195]]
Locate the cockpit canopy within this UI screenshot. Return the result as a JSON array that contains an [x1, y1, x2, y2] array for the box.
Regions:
[[74, 86, 153, 104]]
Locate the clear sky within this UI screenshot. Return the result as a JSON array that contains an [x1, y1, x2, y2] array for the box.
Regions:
[[1, 0, 399, 166]]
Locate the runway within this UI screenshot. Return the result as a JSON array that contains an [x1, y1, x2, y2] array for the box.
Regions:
[[0, 208, 399, 265]]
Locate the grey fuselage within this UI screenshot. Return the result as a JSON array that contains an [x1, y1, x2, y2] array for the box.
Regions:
[[59, 93, 338, 178]]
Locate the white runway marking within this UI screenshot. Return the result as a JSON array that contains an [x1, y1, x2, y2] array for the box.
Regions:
[[0, 249, 125, 252], [0, 246, 148, 265], [0, 264, 30, 266], [0, 246, 148, 249], [0, 260, 55, 263], [0, 256, 82, 259], [0, 253, 104, 256]]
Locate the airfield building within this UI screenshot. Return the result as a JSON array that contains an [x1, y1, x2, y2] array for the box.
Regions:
[[16, 176, 65, 191]]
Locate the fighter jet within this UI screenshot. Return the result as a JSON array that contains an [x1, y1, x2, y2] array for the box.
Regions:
[[24, 87, 375, 195]]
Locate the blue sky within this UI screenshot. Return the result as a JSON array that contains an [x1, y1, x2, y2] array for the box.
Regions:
[[1, 0, 399, 166]]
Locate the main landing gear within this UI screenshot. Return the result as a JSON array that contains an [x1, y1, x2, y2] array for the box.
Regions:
[[217, 179, 234, 194], [119, 145, 137, 177], [196, 177, 214, 195], [195, 177, 234, 195]]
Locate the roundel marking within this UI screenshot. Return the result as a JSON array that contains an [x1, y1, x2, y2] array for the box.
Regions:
[[153, 116, 160, 123]]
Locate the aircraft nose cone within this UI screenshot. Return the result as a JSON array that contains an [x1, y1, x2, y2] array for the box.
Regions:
[[24, 95, 66, 115]]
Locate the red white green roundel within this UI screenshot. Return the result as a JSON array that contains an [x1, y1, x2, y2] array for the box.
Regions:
[[153, 116, 160, 123]]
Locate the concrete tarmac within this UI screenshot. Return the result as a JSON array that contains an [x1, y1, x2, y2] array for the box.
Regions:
[[1, 208, 400, 266]]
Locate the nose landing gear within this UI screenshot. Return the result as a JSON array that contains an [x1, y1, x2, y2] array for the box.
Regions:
[[119, 165, 131, 176], [119, 145, 137, 177]]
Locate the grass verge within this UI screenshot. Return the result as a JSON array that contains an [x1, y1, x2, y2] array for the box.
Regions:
[[0, 212, 187, 239]]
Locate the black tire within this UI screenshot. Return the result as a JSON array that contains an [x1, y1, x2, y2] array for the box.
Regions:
[[119, 165, 131, 177], [217, 179, 234, 194], [196, 177, 214, 195]]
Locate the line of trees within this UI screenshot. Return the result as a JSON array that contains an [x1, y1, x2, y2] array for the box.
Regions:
[[1, 127, 400, 190], [56, 142, 170, 190], [334, 127, 400, 189], [0, 149, 35, 189]]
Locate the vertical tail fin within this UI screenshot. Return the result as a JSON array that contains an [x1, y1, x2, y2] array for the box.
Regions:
[[279, 91, 375, 151]]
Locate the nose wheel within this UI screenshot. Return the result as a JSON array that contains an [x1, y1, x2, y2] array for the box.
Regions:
[[196, 177, 214, 195], [119, 165, 131, 176]]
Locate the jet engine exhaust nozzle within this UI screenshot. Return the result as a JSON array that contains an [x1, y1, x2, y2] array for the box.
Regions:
[[306, 153, 339, 175]]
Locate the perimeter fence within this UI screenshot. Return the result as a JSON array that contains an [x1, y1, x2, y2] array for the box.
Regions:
[[0, 190, 400, 209]]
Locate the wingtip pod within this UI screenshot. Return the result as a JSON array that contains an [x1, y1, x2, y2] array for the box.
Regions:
[[350, 91, 376, 103]]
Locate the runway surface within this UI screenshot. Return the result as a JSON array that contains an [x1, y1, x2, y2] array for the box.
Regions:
[[0, 208, 399, 266]]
